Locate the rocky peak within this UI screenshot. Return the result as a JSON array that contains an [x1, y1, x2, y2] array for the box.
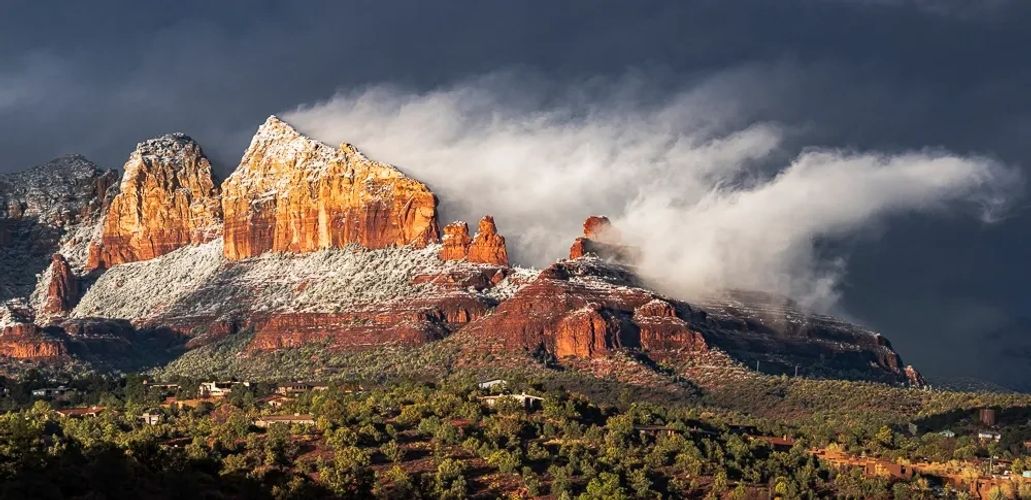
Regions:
[[86, 133, 221, 270], [438, 216, 509, 266], [569, 215, 638, 262], [440, 221, 472, 261], [221, 116, 440, 260], [43, 254, 79, 315], [0, 154, 115, 227]]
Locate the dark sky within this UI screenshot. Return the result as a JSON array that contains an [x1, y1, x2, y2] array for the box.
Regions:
[[2, 0, 1030, 388]]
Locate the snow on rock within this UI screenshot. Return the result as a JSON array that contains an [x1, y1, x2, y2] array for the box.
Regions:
[[72, 239, 517, 322]]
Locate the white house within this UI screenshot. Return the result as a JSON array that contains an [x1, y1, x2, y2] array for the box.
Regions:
[[477, 379, 508, 390], [479, 393, 544, 410], [199, 381, 249, 398]]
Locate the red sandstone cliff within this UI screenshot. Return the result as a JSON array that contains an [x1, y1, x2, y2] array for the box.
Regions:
[[87, 134, 221, 270], [221, 116, 440, 260], [439, 216, 509, 266], [0, 323, 67, 359]]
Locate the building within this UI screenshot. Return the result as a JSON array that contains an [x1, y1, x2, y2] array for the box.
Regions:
[[864, 461, 916, 481], [275, 382, 335, 396], [258, 394, 294, 408], [31, 386, 76, 399], [635, 426, 684, 438], [198, 381, 249, 398], [980, 408, 997, 427], [479, 393, 544, 410], [977, 431, 1002, 442], [254, 414, 316, 428], [477, 379, 508, 390], [55, 406, 104, 418], [139, 412, 162, 425]]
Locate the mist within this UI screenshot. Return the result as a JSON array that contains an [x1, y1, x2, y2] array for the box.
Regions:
[[283, 70, 1017, 310]]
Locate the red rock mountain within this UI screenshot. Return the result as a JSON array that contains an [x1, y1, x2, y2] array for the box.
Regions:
[[221, 116, 440, 260], [87, 134, 221, 271], [0, 116, 923, 387]]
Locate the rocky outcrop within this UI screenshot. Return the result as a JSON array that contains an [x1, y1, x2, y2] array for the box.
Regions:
[[905, 365, 927, 387], [440, 222, 472, 261], [439, 216, 509, 266], [87, 134, 221, 270], [221, 116, 439, 260], [569, 215, 638, 262], [43, 254, 79, 315], [456, 258, 705, 361], [0, 323, 67, 359]]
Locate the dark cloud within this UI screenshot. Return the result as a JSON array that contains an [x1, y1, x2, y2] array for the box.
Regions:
[[2, 0, 1030, 388]]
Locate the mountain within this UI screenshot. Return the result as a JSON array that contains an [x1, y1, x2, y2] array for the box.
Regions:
[[0, 116, 923, 387]]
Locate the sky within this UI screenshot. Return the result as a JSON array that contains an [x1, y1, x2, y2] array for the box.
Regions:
[[2, 0, 1030, 388]]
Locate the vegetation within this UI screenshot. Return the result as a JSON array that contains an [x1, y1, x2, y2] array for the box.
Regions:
[[3, 370, 1031, 499]]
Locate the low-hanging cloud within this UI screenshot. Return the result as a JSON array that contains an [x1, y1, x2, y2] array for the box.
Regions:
[[283, 70, 1018, 310]]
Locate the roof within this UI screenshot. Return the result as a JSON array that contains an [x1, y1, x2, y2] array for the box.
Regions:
[[256, 414, 315, 422], [55, 406, 103, 417]]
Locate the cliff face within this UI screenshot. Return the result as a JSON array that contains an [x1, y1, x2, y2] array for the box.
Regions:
[[0, 323, 67, 359], [439, 216, 509, 266], [221, 116, 440, 260], [87, 134, 221, 270]]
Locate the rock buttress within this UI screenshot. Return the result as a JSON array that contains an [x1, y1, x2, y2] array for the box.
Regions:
[[221, 116, 440, 260], [87, 133, 221, 270]]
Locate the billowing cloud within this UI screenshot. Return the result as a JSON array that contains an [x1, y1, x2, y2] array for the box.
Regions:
[[283, 71, 1018, 309]]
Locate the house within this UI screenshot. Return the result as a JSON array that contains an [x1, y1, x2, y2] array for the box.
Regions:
[[275, 381, 335, 396], [198, 381, 249, 398], [750, 435, 797, 450], [139, 412, 162, 425], [275, 382, 312, 396], [479, 393, 544, 410], [940, 430, 956, 438], [258, 394, 294, 408], [55, 406, 103, 418], [254, 414, 316, 428], [143, 383, 180, 396], [977, 431, 1002, 442], [864, 461, 916, 481], [31, 386, 76, 399], [635, 426, 684, 438], [477, 379, 508, 390]]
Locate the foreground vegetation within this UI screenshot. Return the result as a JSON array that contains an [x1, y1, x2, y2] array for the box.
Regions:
[[3, 369, 1031, 499]]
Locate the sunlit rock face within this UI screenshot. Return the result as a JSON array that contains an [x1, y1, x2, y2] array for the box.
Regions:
[[87, 133, 221, 270], [220, 116, 440, 261], [439, 216, 509, 266], [43, 254, 79, 315]]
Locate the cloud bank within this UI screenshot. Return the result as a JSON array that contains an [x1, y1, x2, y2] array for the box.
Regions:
[[283, 71, 1017, 309]]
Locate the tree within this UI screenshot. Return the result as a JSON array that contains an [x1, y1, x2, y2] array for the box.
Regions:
[[434, 458, 468, 500], [581, 472, 628, 500], [319, 446, 373, 497]]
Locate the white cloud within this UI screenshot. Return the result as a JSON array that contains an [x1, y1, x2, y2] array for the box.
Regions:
[[282, 70, 1018, 309]]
